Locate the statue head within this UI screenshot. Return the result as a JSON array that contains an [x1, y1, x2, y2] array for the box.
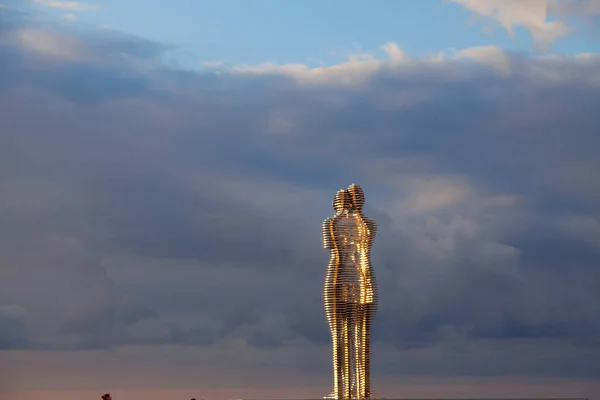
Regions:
[[333, 189, 351, 212], [347, 184, 365, 211]]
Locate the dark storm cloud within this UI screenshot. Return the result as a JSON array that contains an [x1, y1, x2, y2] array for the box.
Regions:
[[0, 306, 28, 350], [1, 6, 600, 377]]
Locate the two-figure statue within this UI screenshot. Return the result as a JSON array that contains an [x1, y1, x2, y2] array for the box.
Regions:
[[323, 184, 378, 400]]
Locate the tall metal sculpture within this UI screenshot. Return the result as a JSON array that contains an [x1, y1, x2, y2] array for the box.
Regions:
[[323, 184, 378, 400]]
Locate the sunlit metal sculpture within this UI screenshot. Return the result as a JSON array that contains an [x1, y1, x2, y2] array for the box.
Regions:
[[323, 184, 378, 400]]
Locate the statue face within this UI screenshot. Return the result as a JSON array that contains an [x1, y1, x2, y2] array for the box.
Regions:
[[333, 189, 351, 211], [347, 184, 365, 210]]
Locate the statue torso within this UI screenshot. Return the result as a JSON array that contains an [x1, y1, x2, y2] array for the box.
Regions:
[[336, 211, 373, 304]]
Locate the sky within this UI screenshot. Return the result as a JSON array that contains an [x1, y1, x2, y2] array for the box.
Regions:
[[1, 1, 600, 400]]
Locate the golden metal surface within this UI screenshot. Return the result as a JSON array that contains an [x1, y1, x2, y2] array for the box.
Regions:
[[323, 184, 378, 400]]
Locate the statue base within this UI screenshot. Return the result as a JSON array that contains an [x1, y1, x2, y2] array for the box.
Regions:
[[322, 391, 385, 400]]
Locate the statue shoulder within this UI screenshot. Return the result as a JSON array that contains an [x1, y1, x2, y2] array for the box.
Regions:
[[322, 216, 337, 235], [322, 216, 336, 248], [363, 216, 377, 231], [323, 216, 336, 227]]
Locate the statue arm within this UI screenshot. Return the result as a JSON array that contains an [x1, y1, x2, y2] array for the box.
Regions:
[[365, 217, 377, 247], [322, 218, 334, 249]]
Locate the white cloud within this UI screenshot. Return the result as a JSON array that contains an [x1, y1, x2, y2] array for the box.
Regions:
[[16, 28, 83, 60], [208, 41, 600, 88], [412, 215, 479, 259], [31, 0, 96, 11], [202, 60, 226, 69], [12, 27, 170, 67], [402, 177, 474, 214], [206, 42, 409, 86], [206, 42, 512, 86], [450, 0, 568, 48]]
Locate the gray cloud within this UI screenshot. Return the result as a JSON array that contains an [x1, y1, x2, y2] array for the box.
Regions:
[[1, 5, 600, 380], [0, 306, 28, 349]]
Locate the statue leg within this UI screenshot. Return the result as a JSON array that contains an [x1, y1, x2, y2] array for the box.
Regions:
[[351, 304, 362, 399], [342, 306, 351, 399], [334, 314, 344, 399], [347, 305, 356, 399], [362, 304, 374, 399], [328, 294, 344, 399], [325, 270, 344, 399]]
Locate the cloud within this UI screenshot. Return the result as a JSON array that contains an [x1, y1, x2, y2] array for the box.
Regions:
[[550, 0, 600, 17], [450, 0, 600, 48], [23, 29, 167, 66], [399, 176, 474, 215], [450, 0, 568, 48], [455, 45, 511, 75], [31, 0, 96, 12], [1, 6, 600, 386], [0, 306, 28, 349], [16, 28, 82, 59], [206, 42, 409, 86]]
